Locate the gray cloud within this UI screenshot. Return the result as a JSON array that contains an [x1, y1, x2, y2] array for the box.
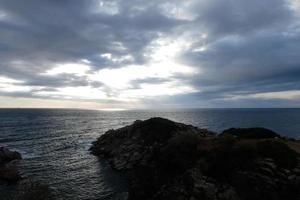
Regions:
[[173, 0, 300, 107], [193, 0, 292, 36], [0, 0, 300, 107], [0, 0, 182, 70]]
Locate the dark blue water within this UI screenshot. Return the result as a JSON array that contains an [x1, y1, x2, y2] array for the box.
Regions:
[[0, 108, 300, 199]]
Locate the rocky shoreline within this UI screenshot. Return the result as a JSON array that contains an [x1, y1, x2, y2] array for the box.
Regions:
[[91, 117, 300, 200], [0, 146, 22, 182], [0, 147, 53, 200]]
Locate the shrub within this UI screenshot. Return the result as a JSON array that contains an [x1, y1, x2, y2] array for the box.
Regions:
[[129, 133, 201, 200], [159, 134, 200, 173], [256, 140, 299, 169], [205, 138, 257, 179]]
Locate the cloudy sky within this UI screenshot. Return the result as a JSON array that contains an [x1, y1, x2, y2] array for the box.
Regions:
[[0, 0, 300, 109]]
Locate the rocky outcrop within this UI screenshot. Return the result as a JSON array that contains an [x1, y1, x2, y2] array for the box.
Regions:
[[153, 167, 240, 200], [0, 147, 22, 182], [91, 118, 300, 200], [0, 147, 22, 163], [2, 179, 53, 200], [90, 117, 215, 170], [221, 127, 282, 139]]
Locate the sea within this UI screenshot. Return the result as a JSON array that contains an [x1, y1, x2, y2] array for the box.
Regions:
[[0, 108, 300, 199]]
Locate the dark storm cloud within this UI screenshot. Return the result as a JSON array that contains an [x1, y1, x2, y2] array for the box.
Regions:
[[173, 0, 300, 106], [180, 32, 300, 89], [193, 0, 292, 36], [0, 0, 300, 107], [0, 0, 182, 78], [0, 0, 185, 101]]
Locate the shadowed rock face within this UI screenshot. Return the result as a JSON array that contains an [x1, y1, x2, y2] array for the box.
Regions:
[[221, 127, 282, 139], [91, 118, 300, 200], [0, 147, 22, 182], [0, 148, 53, 200], [0, 147, 22, 164]]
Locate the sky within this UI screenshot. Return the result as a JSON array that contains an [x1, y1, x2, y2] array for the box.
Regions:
[[0, 0, 300, 109]]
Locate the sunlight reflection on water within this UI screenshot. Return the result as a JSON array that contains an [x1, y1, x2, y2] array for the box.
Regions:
[[0, 108, 299, 199]]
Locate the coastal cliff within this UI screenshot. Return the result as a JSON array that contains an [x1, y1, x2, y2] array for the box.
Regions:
[[91, 117, 300, 200]]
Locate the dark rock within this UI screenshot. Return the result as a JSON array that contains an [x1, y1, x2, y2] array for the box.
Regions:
[[0, 147, 22, 164], [90, 117, 214, 170], [2, 179, 53, 200], [113, 192, 129, 200], [256, 140, 299, 169], [231, 157, 300, 200], [221, 128, 281, 139], [0, 147, 22, 182], [91, 118, 300, 200], [0, 164, 21, 182]]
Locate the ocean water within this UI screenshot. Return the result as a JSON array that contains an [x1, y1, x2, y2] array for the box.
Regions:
[[0, 108, 300, 199]]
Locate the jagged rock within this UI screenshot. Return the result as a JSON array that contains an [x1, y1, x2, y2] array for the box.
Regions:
[[90, 117, 215, 170], [153, 168, 240, 200], [91, 117, 300, 200], [0, 147, 22, 164], [0, 147, 22, 182]]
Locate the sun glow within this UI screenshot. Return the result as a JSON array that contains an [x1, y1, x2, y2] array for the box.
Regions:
[[37, 36, 198, 103], [45, 63, 90, 76], [91, 62, 194, 89]]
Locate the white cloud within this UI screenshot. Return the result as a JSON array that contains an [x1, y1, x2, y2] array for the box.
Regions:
[[224, 90, 300, 101], [0, 76, 22, 84], [121, 82, 196, 98], [160, 1, 198, 20], [90, 63, 195, 89], [251, 90, 300, 100], [100, 53, 133, 63], [92, 0, 120, 15], [32, 33, 199, 103], [45, 63, 91, 76], [0, 76, 32, 93]]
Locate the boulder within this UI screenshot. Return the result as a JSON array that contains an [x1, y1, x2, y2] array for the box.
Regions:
[[0, 147, 22, 164], [0, 147, 22, 182]]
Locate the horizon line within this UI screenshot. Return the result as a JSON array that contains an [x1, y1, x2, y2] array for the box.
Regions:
[[0, 107, 299, 111]]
